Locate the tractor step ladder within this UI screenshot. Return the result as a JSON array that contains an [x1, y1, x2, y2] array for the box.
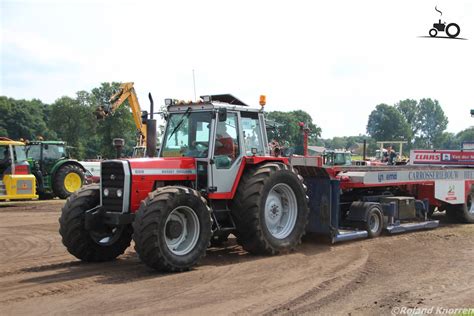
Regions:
[[211, 207, 236, 232]]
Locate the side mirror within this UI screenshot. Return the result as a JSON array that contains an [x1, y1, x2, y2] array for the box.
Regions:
[[218, 108, 227, 122]]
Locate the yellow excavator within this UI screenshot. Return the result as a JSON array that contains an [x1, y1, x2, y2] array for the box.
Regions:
[[95, 82, 148, 157]]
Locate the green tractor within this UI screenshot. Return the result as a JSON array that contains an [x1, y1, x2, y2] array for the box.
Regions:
[[25, 141, 86, 199]]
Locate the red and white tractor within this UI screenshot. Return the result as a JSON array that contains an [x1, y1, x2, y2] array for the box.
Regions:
[[60, 94, 309, 271]]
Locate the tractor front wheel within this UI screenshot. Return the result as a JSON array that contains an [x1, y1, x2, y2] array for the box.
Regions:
[[133, 186, 212, 272], [53, 164, 85, 199], [59, 184, 133, 261]]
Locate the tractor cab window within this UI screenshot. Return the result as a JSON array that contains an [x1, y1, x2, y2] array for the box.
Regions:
[[242, 113, 264, 156], [43, 145, 65, 160], [0, 146, 12, 173], [161, 111, 212, 158], [214, 112, 240, 169]]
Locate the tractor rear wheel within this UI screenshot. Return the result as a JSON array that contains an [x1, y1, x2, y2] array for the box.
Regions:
[[231, 162, 309, 255], [133, 186, 212, 272], [53, 164, 85, 199], [59, 184, 133, 261]]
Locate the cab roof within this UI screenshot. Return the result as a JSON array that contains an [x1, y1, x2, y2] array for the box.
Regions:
[[27, 141, 66, 145], [167, 94, 262, 113]]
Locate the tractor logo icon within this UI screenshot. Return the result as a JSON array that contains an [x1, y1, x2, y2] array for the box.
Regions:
[[423, 6, 464, 40], [429, 19, 460, 38]]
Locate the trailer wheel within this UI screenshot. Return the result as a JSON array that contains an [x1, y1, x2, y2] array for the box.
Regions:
[[446, 190, 474, 223], [54, 164, 85, 199], [133, 186, 212, 272], [59, 184, 132, 262], [365, 205, 383, 238], [231, 162, 309, 255]]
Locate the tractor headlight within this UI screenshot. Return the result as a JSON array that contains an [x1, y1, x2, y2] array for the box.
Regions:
[[116, 189, 123, 198], [103, 188, 109, 197]]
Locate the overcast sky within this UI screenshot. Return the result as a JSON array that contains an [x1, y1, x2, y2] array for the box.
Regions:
[[1, 0, 473, 138]]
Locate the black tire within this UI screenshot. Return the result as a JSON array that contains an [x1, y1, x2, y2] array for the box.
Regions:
[[133, 186, 212, 272], [210, 231, 231, 247], [427, 205, 437, 218], [53, 164, 85, 199], [446, 23, 460, 38], [364, 205, 383, 238], [59, 184, 133, 262], [429, 28, 438, 37], [38, 192, 54, 200], [230, 162, 309, 255], [445, 190, 474, 223]]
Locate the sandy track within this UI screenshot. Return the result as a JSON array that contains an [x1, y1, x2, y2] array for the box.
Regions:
[[0, 201, 472, 315]]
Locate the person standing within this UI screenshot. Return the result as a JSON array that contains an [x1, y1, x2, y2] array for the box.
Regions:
[[387, 146, 397, 165]]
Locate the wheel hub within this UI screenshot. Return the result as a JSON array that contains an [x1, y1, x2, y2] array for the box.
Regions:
[[64, 172, 82, 193], [166, 220, 183, 239], [165, 206, 200, 256], [264, 183, 298, 239]]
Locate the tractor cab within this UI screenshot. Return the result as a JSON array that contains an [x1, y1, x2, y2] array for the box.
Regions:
[[0, 138, 38, 200], [160, 94, 269, 193], [323, 149, 352, 166], [26, 141, 68, 174]]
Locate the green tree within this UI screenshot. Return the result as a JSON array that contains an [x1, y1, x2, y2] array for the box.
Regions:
[[366, 104, 412, 142], [89, 83, 136, 158], [49, 96, 94, 159], [0, 96, 53, 140], [456, 127, 474, 146], [436, 132, 458, 150], [266, 110, 321, 146], [416, 98, 448, 148], [395, 99, 419, 149]]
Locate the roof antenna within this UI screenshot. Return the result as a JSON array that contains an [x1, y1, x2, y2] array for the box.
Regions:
[[192, 69, 197, 101]]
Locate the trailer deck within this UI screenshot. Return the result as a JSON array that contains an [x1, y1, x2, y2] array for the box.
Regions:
[[291, 158, 474, 243]]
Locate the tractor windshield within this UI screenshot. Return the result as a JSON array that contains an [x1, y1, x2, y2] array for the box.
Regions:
[[26, 144, 41, 160], [161, 111, 212, 158]]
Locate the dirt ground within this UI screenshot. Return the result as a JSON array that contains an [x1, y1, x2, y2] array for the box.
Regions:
[[0, 200, 473, 315]]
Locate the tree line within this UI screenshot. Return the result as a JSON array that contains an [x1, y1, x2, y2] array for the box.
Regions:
[[1, 82, 136, 159], [363, 98, 472, 153], [1, 84, 472, 159]]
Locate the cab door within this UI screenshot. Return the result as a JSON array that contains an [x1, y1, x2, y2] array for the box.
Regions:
[[209, 112, 243, 194]]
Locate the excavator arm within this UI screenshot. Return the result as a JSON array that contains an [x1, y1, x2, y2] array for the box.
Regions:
[[96, 82, 147, 147]]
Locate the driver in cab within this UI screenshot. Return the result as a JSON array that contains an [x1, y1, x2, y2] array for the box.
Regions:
[[215, 123, 234, 157]]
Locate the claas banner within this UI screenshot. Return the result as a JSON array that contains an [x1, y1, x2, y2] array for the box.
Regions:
[[409, 150, 474, 166]]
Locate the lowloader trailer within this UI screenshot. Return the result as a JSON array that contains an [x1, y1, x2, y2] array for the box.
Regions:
[[59, 95, 473, 272], [294, 158, 474, 243]]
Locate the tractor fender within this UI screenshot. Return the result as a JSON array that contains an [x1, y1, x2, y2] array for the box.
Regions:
[[227, 157, 290, 199], [51, 159, 86, 179]]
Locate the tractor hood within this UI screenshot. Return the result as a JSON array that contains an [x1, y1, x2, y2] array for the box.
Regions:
[[128, 157, 196, 177], [127, 157, 197, 212]]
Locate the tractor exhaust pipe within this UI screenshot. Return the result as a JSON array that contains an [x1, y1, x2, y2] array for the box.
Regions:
[[363, 139, 367, 160], [146, 93, 157, 158]]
